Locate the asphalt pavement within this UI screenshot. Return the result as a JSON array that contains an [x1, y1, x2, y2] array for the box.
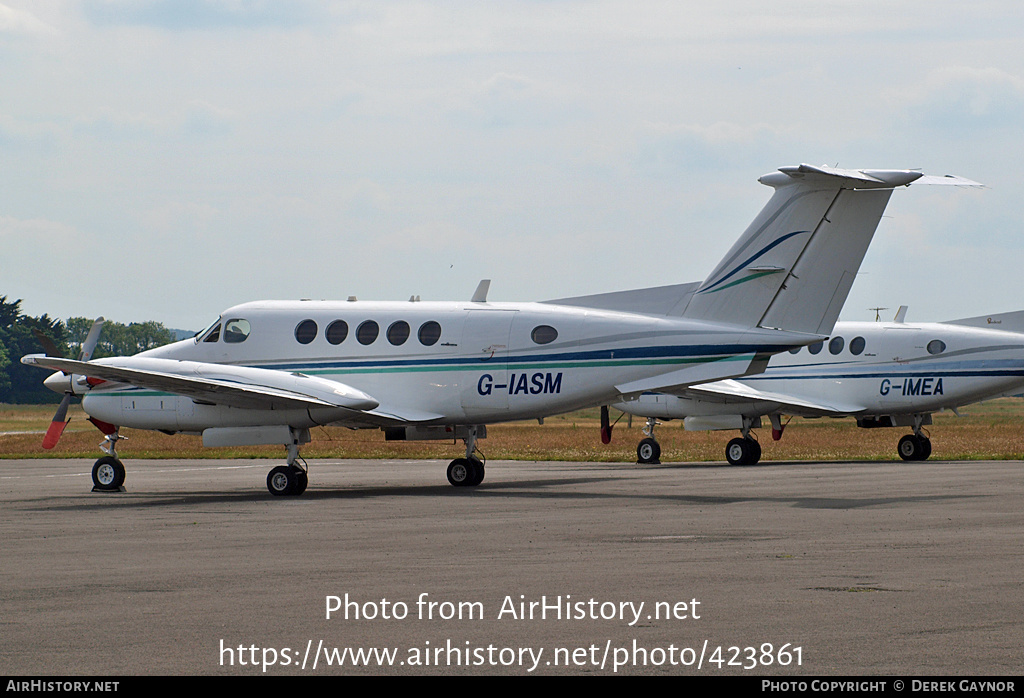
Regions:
[[1, 457, 1020, 676]]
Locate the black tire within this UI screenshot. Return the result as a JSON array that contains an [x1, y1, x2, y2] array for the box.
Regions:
[[292, 468, 309, 495], [898, 434, 920, 461], [92, 456, 125, 491], [267, 465, 297, 496], [898, 434, 930, 461], [749, 439, 762, 465], [447, 458, 473, 487], [725, 437, 758, 466], [467, 457, 485, 486], [637, 438, 661, 464]]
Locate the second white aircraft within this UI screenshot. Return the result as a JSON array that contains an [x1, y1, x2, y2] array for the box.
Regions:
[[612, 309, 1024, 465]]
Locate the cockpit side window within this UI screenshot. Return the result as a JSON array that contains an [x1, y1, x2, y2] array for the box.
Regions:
[[223, 319, 251, 344]]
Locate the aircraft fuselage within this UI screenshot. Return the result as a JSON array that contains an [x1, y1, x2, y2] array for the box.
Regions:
[[620, 320, 1024, 420], [74, 299, 813, 433]]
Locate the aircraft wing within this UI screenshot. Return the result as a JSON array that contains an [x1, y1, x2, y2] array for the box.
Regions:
[[22, 355, 380, 413], [687, 379, 868, 415]]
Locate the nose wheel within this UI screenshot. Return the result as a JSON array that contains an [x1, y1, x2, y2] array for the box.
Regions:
[[637, 437, 661, 464], [92, 456, 126, 491]]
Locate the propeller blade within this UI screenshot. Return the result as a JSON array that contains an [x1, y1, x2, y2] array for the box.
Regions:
[[79, 317, 105, 362], [42, 393, 72, 449], [32, 329, 63, 358], [34, 317, 104, 450]]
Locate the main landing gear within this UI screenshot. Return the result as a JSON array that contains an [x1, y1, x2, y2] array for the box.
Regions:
[[447, 427, 485, 487], [634, 416, 763, 466], [266, 433, 310, 496], [724, 416, 762, 466], [633, 415, 764, 466], [895, 415, 932, 462]]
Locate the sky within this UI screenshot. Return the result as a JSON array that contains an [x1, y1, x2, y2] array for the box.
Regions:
[[1, 1, 1022, 331]]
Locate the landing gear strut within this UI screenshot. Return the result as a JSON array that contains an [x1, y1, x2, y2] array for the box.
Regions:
[[266, 429, 310, 496], [725, 417, 761, 466], [448, 426, 485, 487], [636, 417, 662, 464]]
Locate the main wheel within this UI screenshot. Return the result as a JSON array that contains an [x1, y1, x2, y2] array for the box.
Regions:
[[267, 465, 299, 496], [466, 457, 485, 486], [447, 458, 473, 487], [637, 437, 661, 464], [898, 434, 930, 461], [92, 456, 125, 491], [725, 437, 759, 466], [292, 468, 309, 495]]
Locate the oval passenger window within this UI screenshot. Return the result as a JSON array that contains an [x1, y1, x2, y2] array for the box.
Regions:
[[531, 325, 558, 345]]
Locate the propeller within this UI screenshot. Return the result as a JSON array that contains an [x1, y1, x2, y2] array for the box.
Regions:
[[36, 317, 105, 449]]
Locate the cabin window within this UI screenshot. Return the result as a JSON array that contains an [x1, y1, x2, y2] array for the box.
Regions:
[[849, 336, 866, 355], [531, 325, 558, 345], [789, 347, 801, 354], [326, 320, 349, 345], [223, 319, 251, 344], [387, 321, 410, 346], [295, 319, 318, 345], [357, 320, 379, 345], [829, 336, 844, 355], [202, 324, 221, 343], [418, 321, 442, 346], [927, 339, 946, 355], [807, 340, 823, 355]]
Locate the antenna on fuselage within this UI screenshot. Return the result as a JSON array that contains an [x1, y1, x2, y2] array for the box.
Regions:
[[869, 307, 889, 322], [471, 280, 491, 303]]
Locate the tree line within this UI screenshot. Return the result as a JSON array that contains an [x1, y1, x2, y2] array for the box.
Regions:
[[0, 295, 177, 404]]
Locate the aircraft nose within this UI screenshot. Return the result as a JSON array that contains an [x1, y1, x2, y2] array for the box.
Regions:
[[43, 371, 71, 394]]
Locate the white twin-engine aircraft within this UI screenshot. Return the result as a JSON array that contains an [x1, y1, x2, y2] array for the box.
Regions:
[[22, 164, 980, 495], [611, 309, 1024, 466]]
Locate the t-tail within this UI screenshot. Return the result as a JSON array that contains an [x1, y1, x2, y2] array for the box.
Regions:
[[679, 164, 981, 335]]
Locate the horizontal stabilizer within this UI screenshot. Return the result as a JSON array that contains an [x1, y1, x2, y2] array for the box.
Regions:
[[679, 164, 982, 336], [946, 309, 1024, 334]]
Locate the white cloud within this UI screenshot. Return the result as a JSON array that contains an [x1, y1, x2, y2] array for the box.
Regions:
[[0, 3, 58, 36]]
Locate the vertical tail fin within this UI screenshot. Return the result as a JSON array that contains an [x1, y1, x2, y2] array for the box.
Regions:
[[680, 165, 977, 335]]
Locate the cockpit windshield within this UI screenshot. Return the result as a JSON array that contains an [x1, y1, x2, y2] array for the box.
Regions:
[[195, 317, 222, 343]]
